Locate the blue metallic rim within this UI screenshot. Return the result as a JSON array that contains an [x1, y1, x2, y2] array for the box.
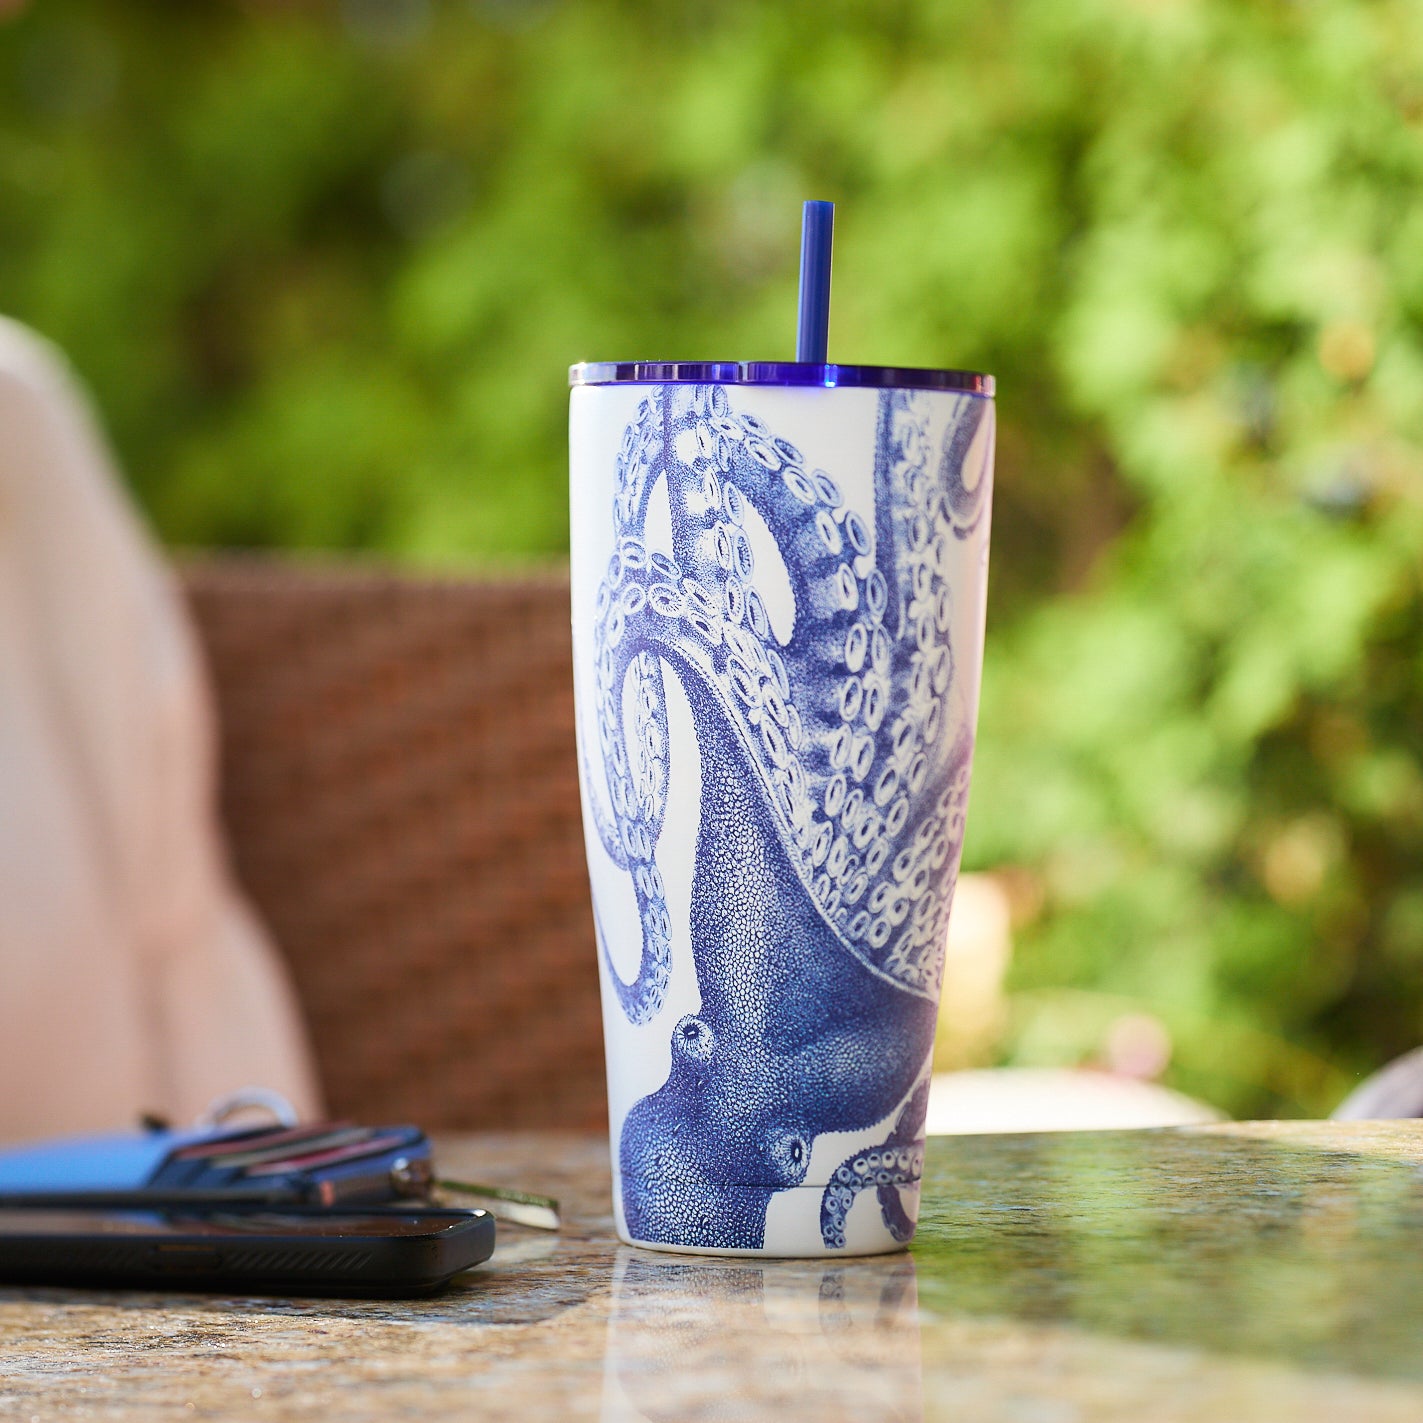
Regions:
[[569, 361, 994, 396]]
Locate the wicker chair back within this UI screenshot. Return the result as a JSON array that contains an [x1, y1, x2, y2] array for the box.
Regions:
[[183, 561, 606, 1131]]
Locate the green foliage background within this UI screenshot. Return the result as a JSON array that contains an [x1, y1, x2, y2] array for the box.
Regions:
[[5, 0, 1423, 1115]]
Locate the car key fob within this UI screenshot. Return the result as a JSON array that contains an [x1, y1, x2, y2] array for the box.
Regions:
[[0, 1121, 432, 1208]]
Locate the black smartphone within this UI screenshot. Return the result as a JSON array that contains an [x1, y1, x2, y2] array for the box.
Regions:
[[0, 1206, 494, 1297]]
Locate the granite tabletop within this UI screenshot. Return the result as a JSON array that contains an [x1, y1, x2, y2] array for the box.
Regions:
[[3, 1121, 1423, 1421]]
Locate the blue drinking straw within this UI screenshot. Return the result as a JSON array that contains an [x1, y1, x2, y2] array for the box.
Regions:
[[796, 200, 834, 364]]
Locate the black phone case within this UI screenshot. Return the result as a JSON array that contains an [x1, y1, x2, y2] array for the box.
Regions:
[[0, 1207, 494, 1298]]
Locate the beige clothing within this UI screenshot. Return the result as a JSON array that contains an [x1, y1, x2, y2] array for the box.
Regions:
[[0, 318, 321, 1139]]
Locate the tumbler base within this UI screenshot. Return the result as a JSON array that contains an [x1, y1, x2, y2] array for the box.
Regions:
[[613, 1178, 918, 1259]]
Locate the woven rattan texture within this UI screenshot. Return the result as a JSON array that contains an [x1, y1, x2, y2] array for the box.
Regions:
[[183, 561, 606, 1131]]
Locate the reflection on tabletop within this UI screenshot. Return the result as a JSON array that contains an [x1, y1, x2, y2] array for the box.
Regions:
[[601, 1248, 923, 1423], [912, 1120, 1423, 1383]]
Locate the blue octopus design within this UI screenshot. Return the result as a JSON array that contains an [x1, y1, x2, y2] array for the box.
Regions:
[[583, 382, 990, 1250]]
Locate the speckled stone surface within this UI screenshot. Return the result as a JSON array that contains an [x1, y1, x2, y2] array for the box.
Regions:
[[3, 1123, 1423, 1421]]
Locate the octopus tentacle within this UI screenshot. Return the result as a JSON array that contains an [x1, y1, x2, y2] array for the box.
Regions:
[[592, 896, 668, 1028], [584, 393, 680, 1023], [580, 741, 629, 870], [589, 382, 991, 1021], [819, 1143, 925, 1250], [820, 1076, 931, 1249], [940, 392, 992, 532]]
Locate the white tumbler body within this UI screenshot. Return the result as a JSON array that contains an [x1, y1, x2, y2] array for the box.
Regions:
[[570, 375, 994, 1256]]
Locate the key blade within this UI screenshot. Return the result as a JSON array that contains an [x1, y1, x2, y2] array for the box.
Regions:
[[435, 1177, 561, 1231]]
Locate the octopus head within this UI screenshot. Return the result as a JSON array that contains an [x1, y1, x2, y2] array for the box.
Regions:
[[618, 1015, 813, 1250]]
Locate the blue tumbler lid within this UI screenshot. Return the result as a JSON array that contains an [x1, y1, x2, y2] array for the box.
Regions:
[[569, 361, 994, 396]]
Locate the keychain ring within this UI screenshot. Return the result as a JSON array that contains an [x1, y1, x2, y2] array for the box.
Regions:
[[194, 1088, 300, 1132]]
